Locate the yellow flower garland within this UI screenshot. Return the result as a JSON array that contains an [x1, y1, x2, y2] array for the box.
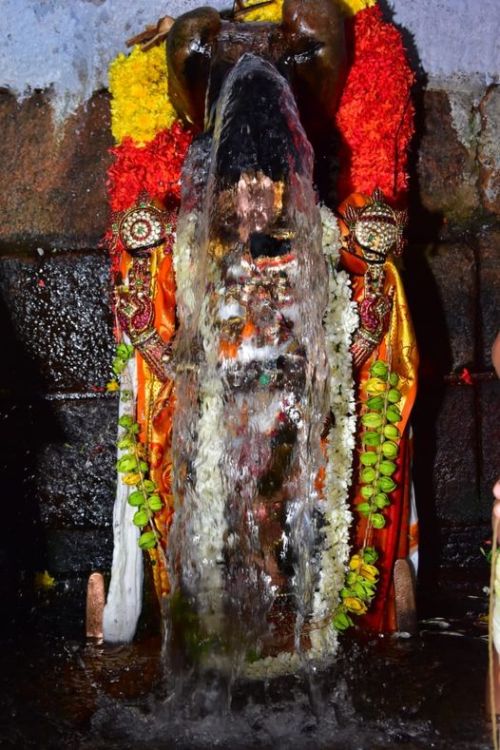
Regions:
[[238, 0, 376, 22], [338, 0, 376, 15], [237, 0, 284, 22], [109, 44, 177, 145]]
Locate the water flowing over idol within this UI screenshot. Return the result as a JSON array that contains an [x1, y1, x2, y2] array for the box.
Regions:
[[169, 53, 348, 674]]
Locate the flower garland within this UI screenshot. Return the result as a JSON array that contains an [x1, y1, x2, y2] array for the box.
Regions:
[[313, 205, 358, 645], [334, 358, 405, 628], [339, 0, 376, 14], [109, 44, 177, 145], [237, 0, 283, 22], [105, 42, 189, 620], [335, 5, 415, 203], [106, 124, 192, 273], [238, 0, 375, 22]]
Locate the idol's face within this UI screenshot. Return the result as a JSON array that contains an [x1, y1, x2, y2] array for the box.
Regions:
[[210, 170, 291, 262]]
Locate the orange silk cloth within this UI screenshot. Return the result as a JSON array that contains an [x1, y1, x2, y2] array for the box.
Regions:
[[340, 195, 419, 632], [120, 246, 177, 600]]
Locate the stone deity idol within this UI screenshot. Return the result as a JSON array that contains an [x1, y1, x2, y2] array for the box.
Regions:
[[102, 0, 418, 670]]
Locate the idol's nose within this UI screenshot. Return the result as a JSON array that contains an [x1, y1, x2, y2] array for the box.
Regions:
[[214, 53, 313, 188]]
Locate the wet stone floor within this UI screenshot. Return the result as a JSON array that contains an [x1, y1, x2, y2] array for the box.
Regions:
[[0, 581, 492, 750]]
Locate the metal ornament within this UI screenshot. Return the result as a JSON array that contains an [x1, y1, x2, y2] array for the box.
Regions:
[[344, 187, 407, 264], [118, 204, 166, 254], [343, 189, 407, 369]]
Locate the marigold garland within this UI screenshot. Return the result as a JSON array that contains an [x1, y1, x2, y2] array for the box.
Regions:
[[237, 0, 283, 22], [338, 0, 377, 15], [106, 124, 192, 272], [336, 5, 415, 203], [238, 0, 376, 23], [109, 44, 177, 145]]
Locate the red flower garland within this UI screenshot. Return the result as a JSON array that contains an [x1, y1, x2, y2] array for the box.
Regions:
[[107, 122, 193, 213], [336, 5, 415, 205], [105, 121, 193, 272]]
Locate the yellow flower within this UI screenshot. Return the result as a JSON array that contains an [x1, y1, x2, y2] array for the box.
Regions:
[[337, 0, 377, 16], [238, 0, 283, 22], [238, 0, 374, 22], [364, 377, 387, 394], [349, 554, 363, 571], [34, 570, 56, 589], [122, 472, 142, 485], [344, 596, 368, 615], [349, 554, 379, 583], [106, 379, 120, 392], [109, 44, 177, 145], [359, 563, 379, 583]]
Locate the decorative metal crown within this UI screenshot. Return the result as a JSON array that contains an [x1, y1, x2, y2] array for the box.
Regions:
[[344, 188, 407, 263]]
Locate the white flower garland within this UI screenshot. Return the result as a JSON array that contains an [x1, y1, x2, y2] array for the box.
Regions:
[[310, 205, 358, 655]]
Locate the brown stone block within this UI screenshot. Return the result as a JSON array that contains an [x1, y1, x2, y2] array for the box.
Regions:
[[412, 384, 481, 578], [413, 385, 478, 527], [417, 89, 480, 223], [478, 225, 500, 368], [432, 385, 479, 523], [478, 84, 500, 215], [404, 242, 476, 377], [0, 89, 112, 249]]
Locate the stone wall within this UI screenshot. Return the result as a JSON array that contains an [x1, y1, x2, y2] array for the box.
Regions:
[[404, 82, 500, 588], [0, 4, 499, 632]]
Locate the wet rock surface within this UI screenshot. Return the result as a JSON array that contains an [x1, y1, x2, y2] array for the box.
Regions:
[[0, 589, 491, 750], [478, 85, 500, 215], [0, 251, 115, 393], [417, 89, 480, 224]]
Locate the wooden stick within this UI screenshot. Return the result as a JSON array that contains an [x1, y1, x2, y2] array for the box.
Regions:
[[86, 572, 105, 642]]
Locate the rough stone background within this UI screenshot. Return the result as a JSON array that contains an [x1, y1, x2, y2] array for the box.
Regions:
[[0, 0, 498, 634]]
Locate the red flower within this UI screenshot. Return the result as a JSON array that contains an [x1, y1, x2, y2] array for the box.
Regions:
[[458, 368, 474, 386], [107, 121, 193, 213], [336, 6, 415, 205]]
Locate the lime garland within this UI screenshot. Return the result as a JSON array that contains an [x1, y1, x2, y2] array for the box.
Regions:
[[333, 358, 403, 630], [108, 343, 165, 553], [116, 414, 165, 551]]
